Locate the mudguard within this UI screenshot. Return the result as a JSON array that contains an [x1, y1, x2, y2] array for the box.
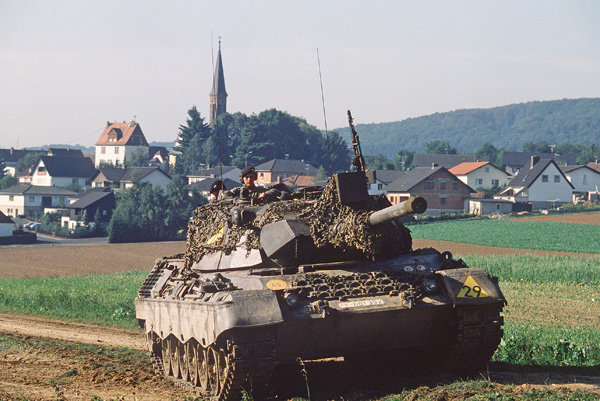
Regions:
[[437, 268, 506, 306]]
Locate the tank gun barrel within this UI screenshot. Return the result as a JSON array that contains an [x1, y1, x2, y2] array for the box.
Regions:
[[369, 196, 427, 226]]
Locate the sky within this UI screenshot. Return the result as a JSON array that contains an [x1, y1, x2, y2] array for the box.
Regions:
[[1, 0, 600, 149]]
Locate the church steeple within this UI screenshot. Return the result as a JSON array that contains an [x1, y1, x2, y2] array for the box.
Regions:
[[209, 39, 227, 125]]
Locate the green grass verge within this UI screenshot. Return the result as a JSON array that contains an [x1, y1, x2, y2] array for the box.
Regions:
[[0, 255, 598, 369], [459, 254, 600, 284], [0, 271, 147, 330], [410, 219, 600, 254]]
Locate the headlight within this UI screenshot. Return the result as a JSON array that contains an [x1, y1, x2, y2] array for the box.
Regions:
[[423, 279, 438, 293], [284, 292, 299, 307], [403, 266, 415, 273]]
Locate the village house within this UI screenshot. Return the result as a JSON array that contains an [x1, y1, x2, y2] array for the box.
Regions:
[[560, 165, 600, 195], [385, 166, 474, 216], [366, 170, 406, 195], [187, 166, 241, 185], [95, 121, 149, 167], [31, 156, 95, 189], [448, 161, 511, 190], [61, 187, 115, 229], [89, 167, 172, 190], [0, 211, 14, 237], [254, 159, 319, 185], [495, 157, 574, 210], [502, 151, 577, 176], [0, 185, 77, 217], [0, 148, 35, 177]]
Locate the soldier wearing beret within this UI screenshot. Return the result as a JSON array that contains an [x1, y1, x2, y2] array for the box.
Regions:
[[225, 166, 280, 201]]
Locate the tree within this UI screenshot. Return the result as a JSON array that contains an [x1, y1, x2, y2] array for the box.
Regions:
[[16, 152, 43, 173], [0, 175, 18, 190], [424, 140, 457, 154], [165, 175, 206, 231], [107, 182, 169, 243], [394, 150, 414, 170], [175, 106, 211, 152], [364, 154, 395, 170], [126, 146, 150, 167], [522, 140, 551, 153], [475, 142, 499, 164]]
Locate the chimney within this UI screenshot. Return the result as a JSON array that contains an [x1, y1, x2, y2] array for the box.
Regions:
[[106, 121, 110, 127], [531, 156, 540, 167], [432, 163, 438, 169]]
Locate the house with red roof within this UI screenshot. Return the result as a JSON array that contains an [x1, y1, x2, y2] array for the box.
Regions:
[[95, 121, 149, 167], [448, 162, 511, 190]]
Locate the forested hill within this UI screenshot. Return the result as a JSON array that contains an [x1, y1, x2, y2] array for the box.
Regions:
[[335, 98, 600, 158]]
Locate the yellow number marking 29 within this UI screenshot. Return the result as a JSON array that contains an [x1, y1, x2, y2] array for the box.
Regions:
[[457, 276, 489, 298]]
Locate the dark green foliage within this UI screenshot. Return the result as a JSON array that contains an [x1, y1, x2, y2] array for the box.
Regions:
[[364, 153, 396, 170], [125, 146, 150, 167], [424, 140, 457, 154], [16, 151, 44, 172], [335, 98, 600, 158], [175, 107, 351, 175], [0, 174, 18, 189], [107, 179, 204, 243]]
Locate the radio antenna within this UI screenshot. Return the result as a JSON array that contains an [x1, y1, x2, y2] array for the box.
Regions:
[[317, 48, 332, 175]]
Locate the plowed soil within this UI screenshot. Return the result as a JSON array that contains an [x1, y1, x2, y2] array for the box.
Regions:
[[0, 213, 599, 400]]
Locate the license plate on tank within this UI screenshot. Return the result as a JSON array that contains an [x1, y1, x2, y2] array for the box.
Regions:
[[338, 299, 384, 308]]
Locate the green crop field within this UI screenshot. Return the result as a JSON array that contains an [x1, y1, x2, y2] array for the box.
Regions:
[[409, 220, 600, 254]]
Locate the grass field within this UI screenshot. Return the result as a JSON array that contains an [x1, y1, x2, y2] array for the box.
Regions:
[[0, 253, 598, 368], [410, 219, 600, 254]]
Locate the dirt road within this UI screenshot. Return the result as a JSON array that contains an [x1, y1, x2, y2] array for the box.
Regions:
[[0, 310, 599, 400]]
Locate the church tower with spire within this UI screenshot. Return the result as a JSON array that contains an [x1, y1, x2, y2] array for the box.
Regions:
[[209, 39, 227, 126]]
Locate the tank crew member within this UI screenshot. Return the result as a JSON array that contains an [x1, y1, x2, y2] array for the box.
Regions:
[[209, 180, 226, 201], [226, 166, 280, 201]]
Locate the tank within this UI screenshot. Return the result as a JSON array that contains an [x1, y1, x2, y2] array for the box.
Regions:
[[135, 113, 506, 401]]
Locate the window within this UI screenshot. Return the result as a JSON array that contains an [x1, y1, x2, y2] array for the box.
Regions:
[[476, 178, 483, 185], [440, 181, 446, 190], [453, 182, 458, 190], [101, 147, 106, 154], [542, 175, 548, 182], [28, 196, 35, 202], [485, 167, 490, 173], [424, 181, 434, 189], [377, 183, 383, 190], [496, 203, 501, 210], [9, 195, 14, 201], [492, 179, 499, 186], [114, 147, 119, 154], [554, 175, 560, 183], [440, 197, 447, 205]]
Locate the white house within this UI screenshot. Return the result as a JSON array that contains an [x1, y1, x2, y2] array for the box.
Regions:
[[187, 166, 241, 185], [560, 165, 600, 194], [0, 185, 77, 217], [31, 156, 95, 189], [95, 121, 149, 167], [495, 157, 574, 209], [0, 211, 14, 237], [466, 198, 513, 216], [449, 162, 511, 189], [89, 167, 172, 190], [367, 170, 406, 195]]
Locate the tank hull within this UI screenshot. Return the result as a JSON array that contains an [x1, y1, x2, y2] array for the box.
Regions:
[[136, 250, 505, 400]]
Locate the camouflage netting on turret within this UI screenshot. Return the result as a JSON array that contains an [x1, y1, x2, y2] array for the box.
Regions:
[[184, 177, 412, 268]]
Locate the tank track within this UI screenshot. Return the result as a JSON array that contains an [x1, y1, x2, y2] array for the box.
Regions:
[[445, 303, 505, 375], [148, 331, 275, 401]]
